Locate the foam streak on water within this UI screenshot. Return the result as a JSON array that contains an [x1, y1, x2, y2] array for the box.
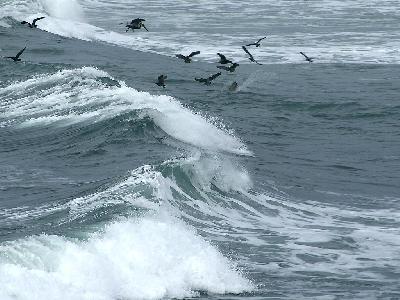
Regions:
[[1, 0, 400, 63]]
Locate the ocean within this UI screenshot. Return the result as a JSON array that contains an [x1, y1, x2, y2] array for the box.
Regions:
[[0, 0, 399, 299]]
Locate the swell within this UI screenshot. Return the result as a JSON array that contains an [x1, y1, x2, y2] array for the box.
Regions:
[[0, 67, 251, 156], [0, 66, 255, 298]]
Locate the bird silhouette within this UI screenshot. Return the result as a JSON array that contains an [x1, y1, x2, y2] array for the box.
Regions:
[[195, 72, 222, 85], [175, 51, 201, 63], [6, 46, 26, 62], [125, 18, 148, 32], [299, 52, 314, 63], [156, 74, 167, 88], [217, 63, 239, 72], [21, 17, 45, 28], [242, 46, 262, 65], [246, 36, 267, 47], [217, 53, 233, 64]]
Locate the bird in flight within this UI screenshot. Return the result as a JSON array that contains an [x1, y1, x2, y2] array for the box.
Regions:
[[246, 36, 267, 47], [156, 74, 167, 88], [217, 53, 233, 64], [125, 18, 148, 32], [6, 46, 26, 62], [299, 52, 314, 63], [21, 17, 45, 28], [195, 72, 222, 85], [175, 51, 201, 63], [242, 46, 262, 65], [217, 62, 239, 72]]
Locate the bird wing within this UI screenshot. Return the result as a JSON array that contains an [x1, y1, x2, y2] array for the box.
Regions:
[[189, 51, 200, 57], [15, 46, 26, 59], [132, 18, 145, 23], [32, 16, 45, 26], [209, 72, 222, 81], [217, 66, 229, 71], [242, 46, 254, 59], [217, 53, 226, 60], [176, 54, 186, 60], [245, 43, 256, 47], [300, 52, 309, 59], [195, 78, 206, 83], [257, 36, 267, 43]]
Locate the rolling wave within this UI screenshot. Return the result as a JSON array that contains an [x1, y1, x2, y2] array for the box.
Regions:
[[0, 65, 255, 299], [0, 67, 250, 155]]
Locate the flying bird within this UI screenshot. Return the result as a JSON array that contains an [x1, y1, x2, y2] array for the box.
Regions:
[[246, 36, 267, 47], [195, 72, 222, 85], [242, 46, 262, 65], [299, 51, 314, 63], [125, 18, 148, 32], [175, 51, 200, 63], [21, 17, 45, 28], [217, 53, 233, 64], [217, 62, 239, 72], [156, 74, 167, 88], [6, 46, 26, 62]]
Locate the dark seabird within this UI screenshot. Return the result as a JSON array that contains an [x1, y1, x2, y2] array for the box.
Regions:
[[300, 51, 314, 63], [125, 18, 148, 32], [242, 46, 262, 65], [6, 46, 26, 62], [217, 53, 233, 64], [195, 72, 222, 85], [246, 36, 267, 47], [217, 62, 239, 72], [21, 17, 45, 28], [156, 74, 167, 88], [228, 81, 239, 91], [175, 51, 200, 63]]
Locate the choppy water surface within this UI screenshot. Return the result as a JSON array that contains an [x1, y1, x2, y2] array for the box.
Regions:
[[0, 0, 399, 299]]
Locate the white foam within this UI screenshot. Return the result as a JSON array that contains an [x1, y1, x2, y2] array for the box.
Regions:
[[2, 0, 400, 63], [39, 0, 85, 22], [0, 67, 251, 155], [0, 215, 253, 300]]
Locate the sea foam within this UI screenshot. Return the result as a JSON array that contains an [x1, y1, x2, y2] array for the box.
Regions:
[[0, 67, 251, 156], [0, 215, 253, 300]]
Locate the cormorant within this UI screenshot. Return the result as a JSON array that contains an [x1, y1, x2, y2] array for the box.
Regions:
[[156, 74, 167, 88], [300, 52, 314, 63], [195, 72, 222, 85], [217, 62, 239, 72], [246, 36, 267, 47], [242, 46, 262, 65], [21, 17, 45, 28], [175, 51, 200, 63], [6, 46, 26, 62], [217, 53, 233, 64], [125, 18, 148, 32]]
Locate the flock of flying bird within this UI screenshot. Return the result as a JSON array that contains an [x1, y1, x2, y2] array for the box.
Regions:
[[157, 36, 270, 90], [4, 17, 315, 91]]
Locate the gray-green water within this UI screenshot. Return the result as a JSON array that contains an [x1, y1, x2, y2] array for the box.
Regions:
[[1, 1, 400, 299]]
